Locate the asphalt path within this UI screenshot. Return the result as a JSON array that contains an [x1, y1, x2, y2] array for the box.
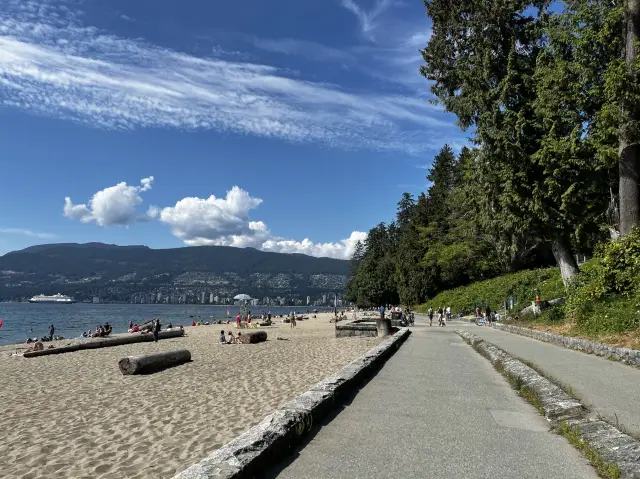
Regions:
[[458, 322, 640, 438], [269, 318, 596, 479]]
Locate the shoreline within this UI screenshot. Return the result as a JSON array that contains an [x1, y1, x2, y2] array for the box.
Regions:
[[0, 313, 380, 479]]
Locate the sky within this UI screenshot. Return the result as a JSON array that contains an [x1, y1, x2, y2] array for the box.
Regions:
[[0, 0, 467, 259]]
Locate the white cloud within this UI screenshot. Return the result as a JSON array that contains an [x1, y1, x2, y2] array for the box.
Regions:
[[0, 0, 451, 155], [252, 37, 356, 64], [158, 186, 264, 246], [0, 227, 57, 239], [65, 178, 365, 259], [262, 231, 368, 259], [340, 0, 396, 40], [63, 177, 154, 226], [157, 186, 366, 259]]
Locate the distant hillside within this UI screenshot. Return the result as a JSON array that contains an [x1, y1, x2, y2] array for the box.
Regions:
[[0, 243, 349, 303]]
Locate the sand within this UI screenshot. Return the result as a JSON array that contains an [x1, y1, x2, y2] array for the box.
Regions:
[[0, 313, 380, 479]]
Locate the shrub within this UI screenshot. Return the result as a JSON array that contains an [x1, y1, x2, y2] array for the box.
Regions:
[[416, 266, 565, 314]]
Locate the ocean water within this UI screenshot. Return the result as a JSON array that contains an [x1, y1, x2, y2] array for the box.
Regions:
[[0, 303, 329, 346]]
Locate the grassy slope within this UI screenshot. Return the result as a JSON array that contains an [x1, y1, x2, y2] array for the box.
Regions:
[[416, 260, 640, 349], [416, 267, 565, 314]]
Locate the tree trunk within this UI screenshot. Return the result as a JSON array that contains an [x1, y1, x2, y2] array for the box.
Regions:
[[118, 349, 191, 375], [620, 0, 640, 235], [551, 237, 580, 286]]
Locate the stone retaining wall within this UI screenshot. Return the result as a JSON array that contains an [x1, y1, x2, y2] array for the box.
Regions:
[[174, 328, 411, 479], [492, 323, 640, 367], [335, 320, 377, 338]]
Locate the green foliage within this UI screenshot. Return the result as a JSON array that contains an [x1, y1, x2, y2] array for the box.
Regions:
[[416, 267, 565, 314], [564, 229, 640, 334]]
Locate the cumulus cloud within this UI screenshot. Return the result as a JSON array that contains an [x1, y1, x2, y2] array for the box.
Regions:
[[64, 178, 365, 259], [262, 231, 368, 259], [63, 177, 155, 226], [156, 186, 366, 259], [158, 187, 264, 246], [0, 0, 452, 155]]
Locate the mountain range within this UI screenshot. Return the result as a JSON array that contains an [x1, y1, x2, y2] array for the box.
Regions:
[[0, 243, 350, 303]]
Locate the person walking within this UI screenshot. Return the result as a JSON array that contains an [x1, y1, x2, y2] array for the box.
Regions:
[[49, 324, 55, 341], [428, 308, 433, 326]]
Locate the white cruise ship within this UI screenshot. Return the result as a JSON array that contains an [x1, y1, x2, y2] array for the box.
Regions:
[[28, 293, 76, 304]]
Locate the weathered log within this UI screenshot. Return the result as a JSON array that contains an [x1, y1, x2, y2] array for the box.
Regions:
[[23, 329, 185, 358], [236, 331, 268, 344], [118, 349, 191, 375]]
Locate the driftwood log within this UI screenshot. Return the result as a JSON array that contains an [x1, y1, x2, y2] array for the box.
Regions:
[[236, 331, 268, 344], [23, 329, 185, 358], [118, 349, 191, 375]]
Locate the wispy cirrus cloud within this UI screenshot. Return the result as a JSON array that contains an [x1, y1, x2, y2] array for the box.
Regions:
[[340, 0, 397, 40], [0, 0, 451, 154], [0, 228, 57, 239], [252, 37, 356, 64]]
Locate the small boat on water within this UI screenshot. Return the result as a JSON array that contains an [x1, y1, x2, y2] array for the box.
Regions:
[[28, 293, 76, 304]]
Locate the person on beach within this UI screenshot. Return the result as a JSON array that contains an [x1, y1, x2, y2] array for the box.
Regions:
[[49, 324, 55, 341], [236, 312, 242, 328], [129, 320, 133, 330], [247, 312, 252, 324], [227, 331, 235, 344], [152, 319, 161, 342], [219, 330, 226, 344]]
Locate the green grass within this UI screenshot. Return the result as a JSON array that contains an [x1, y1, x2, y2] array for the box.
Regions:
[[557, 423, 621, 479], [419, 258, 640, 339], [416, 266, 565, 314]]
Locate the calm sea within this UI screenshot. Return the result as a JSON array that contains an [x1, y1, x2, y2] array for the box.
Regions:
[[0, 303, 330, 346]]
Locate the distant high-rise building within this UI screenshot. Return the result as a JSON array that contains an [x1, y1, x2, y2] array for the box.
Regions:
[[210, 292, 214, 304], [306, 296, 311, 305], [201, 292, 206, 304], [157, 292, 162, 303], [322, 294, 327, 304], [214, 295, 219, 303]]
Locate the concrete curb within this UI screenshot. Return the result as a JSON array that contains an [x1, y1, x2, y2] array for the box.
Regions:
[[457, 330, 640, 478], [173, 328, 412, 479], [491, 323, 640, 368], [456, 330, 583, 421]]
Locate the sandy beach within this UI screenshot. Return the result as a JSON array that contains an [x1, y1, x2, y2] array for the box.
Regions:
[[0, 313, 380, 479]]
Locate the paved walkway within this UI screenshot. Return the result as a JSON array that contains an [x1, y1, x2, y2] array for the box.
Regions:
[[457, 323, 640, 438], [269, 318, 596, 478]]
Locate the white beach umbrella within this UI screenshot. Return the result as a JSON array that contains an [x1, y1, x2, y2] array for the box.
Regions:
[[234, 294, 252, 301]]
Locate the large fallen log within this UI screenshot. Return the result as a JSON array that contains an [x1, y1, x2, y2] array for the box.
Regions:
[[236, 331, 268, 344], [118, 349, 191, 375], [23, 329, 185, 358]]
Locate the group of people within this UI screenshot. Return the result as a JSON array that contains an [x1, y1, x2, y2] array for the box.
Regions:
[[427, 307, 451, 327], [219, 330, 242, 344], [475, 306, 495, 325], [81, 322, 112, 338]]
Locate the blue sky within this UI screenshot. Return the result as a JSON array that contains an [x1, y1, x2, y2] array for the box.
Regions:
[[0, 0, 466, 258]]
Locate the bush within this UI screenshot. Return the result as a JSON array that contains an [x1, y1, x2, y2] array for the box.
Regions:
[[416, 266, 565, 314], [564, 230, 640, 334]]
